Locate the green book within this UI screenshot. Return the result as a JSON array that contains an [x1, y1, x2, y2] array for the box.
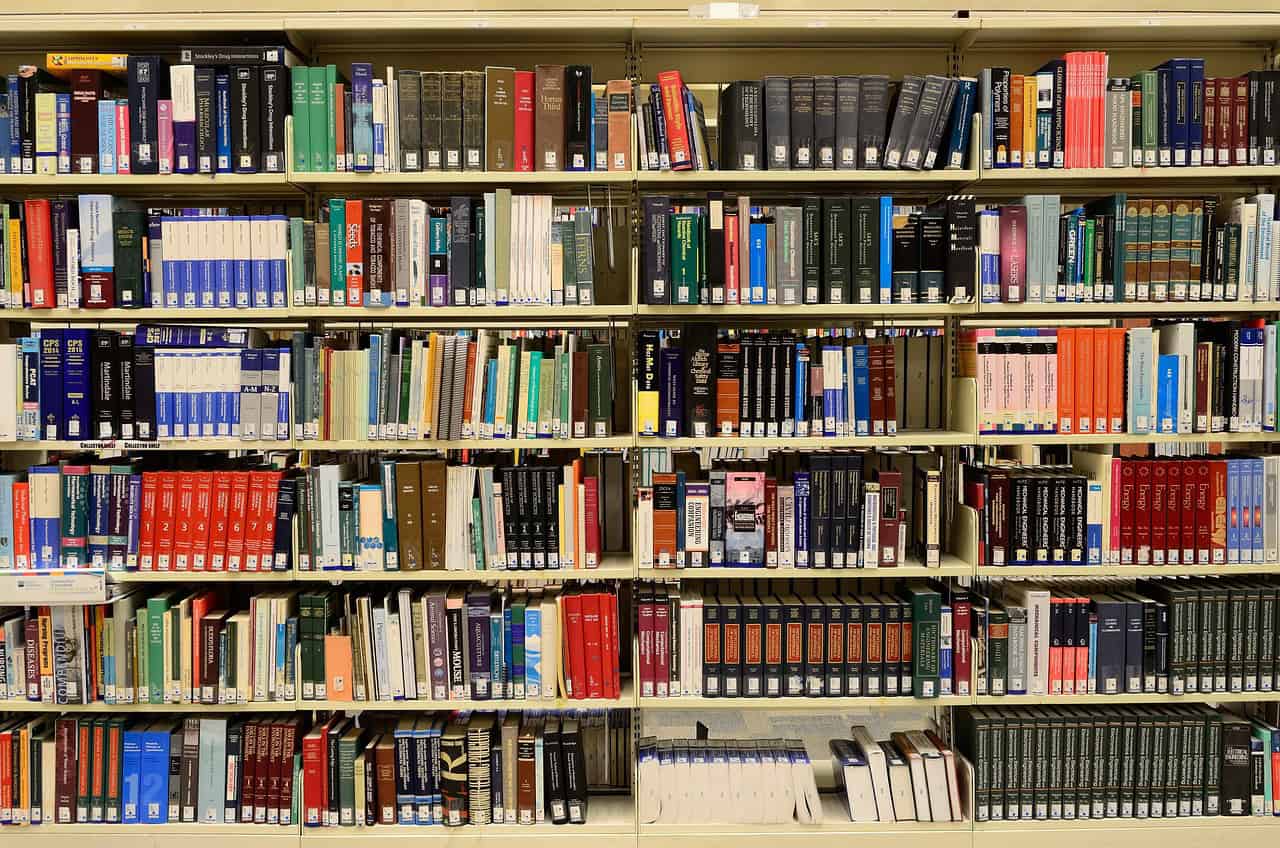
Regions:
[[327, 199, 345, 305], [104, 716, 125, 822], [1140, 70, 1159, 167], [146, 592, 175, 704], [339, 483, 356, 569], [505, 343, 520, 434], [337, 725, 365, 825], [574, 208, 595, 306], [557, 221, 577, 304], [1170, 199, 1193, 300], [60, 468, 89, 567], [134, 608, 147, 701], [289, 217, 306, 306], [1082, 193, 1126, 301], [511, 594, 526, 696], [167, 604, 182, 701], [324, 64, 338, 172], [906, 583, 942, 698], [470, 498, 485, 568], [397, 349, 412, 432], [526, 349, 542, 436], [308, 66, 328, 172], [290, 66, 311, 172], [75, 716, 93, 821], [538, 358, 555, 437], [671, 212, 699, 305], [111, 199, 145, 307], [1082, 219, 1095, 288]]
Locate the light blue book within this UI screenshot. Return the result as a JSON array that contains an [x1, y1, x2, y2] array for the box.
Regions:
[[351, 63, 374, 172], [367, 335, 382, 438], [501, 605, 513, 696], [1156, 353, 1178, 434], [525, 350, 542, 437], [1227, 459, 1243, 564], [1251, 457, 1266, 563], [525, 602, 542, 697], [97, 100, 116, 174], [197, 718, 228, 824], [1127, 327, 1154, 435], [121, 726, 143, 822], [793, 343, 808, 435]]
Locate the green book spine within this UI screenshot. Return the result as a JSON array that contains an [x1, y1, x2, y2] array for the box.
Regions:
[[113, 206, 145, 307], [146, 597, 167, 704], [290, 66, 311, 172], [308, 67, 328, 173], [89, 717, 106, 820], [557, 221, 576, 305], [1170, 200, 1193, 300], [512, 599, 526, 695], [526, 350, 542, 436], [337, 734, 356, 824], [470, 498, 485, 568], [1123, 199, 1139, 300], [339, 483, 356, 569], [1141, 71, 1159, 166], [325, 64, 338, 172], [574, 209, 595, 306], [297, 594, 311, 697], [505, 346, 519, 431], [328, 199, 345, 305], [1082, 220, 1096, 288], [397, 353, 412, 430], [134, 609, 147, 701], [290, 217, 306, 306], [168, 605, 181, 701], [61, 470, 89, 567], [910, 586, 942, 698], [671, 212, 698, 305], [1137, 202, 1153, 300]]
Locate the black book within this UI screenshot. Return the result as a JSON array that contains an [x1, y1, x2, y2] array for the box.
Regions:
[[719, 81, 762, 169], [822, 197, 851, 306], [116, 334, 135, 439], [1221, 715, 1253, 814], [441, 72, 463, 171], [850, 196, 879, 303], [543, 719, 567, 823], [449, 196, 473, 307], [918, 211, 946, 303], [861, 594, 884, 696], [461, 71, 485, 171], [421, 72, 443, 170], [941, 195, 976, 301], [398, 71, 422, 171], [230, 66, 260, 173], [763, 597, 784, 696], [561, 719, 588, 823], [881, 597, 902, 695], [720, 594, 742, 697], [779, 333, 794, 433], [813, 75, 837, 169], [91, 330, 117, 439], [707, 191, 726, 302], [883, 75, 924, 170], [683, 323, 717, 438], [1039, 60, 1067, 167], [824, 597, 844, 696], [779, 593, 805, 696], [565, 65, 592, 171], [845, 454, 863, 560], [642, 196, 671, 304], [857, 75, 890, 168], [923, 78, 960, 170], [737, 335, 753, 435], [830, 453, 848, 567], [132, 345, 156, 440], [835, 75, 860, 169], [801, 197, 822, 304], [763, 76, 790, 169], [842, 596, 863, 695], [809, 453, 831, 567], [127, 56, 166, 174], [902, 74, 947, 170], [702, 594, 722, 696], [789, 75, 815, 169], [741, 594, 764, 696], [802, 595, 825, 696], [194, 67, 217, 174], [259, 65, 287, 173], [891, 215, 920, 303]]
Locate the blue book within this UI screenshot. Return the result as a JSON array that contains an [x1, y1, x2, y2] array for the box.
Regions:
[[61, 328, 90, 440], [939, 604, 953, 689], [650, 83, 670, 169], [372, 80, 386, 168], [483, 360, 498, 433], [1087, 481, 1103, 564], [1189, 59, 1206, 165], [878, 196, 893, 303], [169, 352, 187, 438], [377, 462, 398, 570], [97, 99, 116, 174], [658, 346, 682, 438], [838, 342, 849, 434], [138, 725, 170, 823], [749, 221, 767, 304], [852, 344, 871, 436], [978, 210, 1000, 301], [1169, 59, 1191, 166], [38, 329, 63, 441], [215, 72, 231, 172], [20, 336, 39, 441], [29, 466, 60, 569], [121, 726, 143, 823], [126, 473, 142, 569], [6, 75, 18, 173], [943, 77, 977, 169], [351, 63, 374, 172], [1251, 457, 1265, 563], [1156, 353, 1179, 434], [55, 92, 70, 174], [366, 335, 382, 437], [501, 605, 513, 695], [785, 471, 807, 566], [675, 471, 687, 563], [1227, 459, 1242, 564], [792, 343, 807, 435], [390, 721, 414, 825], [1087, 617, 1098, 687], [524, 602, 541, 697], [1157, 66, 1174, 166], [88, 467, 110, 566], [135, 325, 258, 348]]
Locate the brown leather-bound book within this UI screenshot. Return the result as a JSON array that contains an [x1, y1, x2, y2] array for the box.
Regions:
[[394, 461, 424, 570], [605, 79, 632, 172], [374, 733, 397, 824], [571, 349, 589, 438], [534, 64, 565, 171], [515, 720, 538, 824], [265, 719, 285, 822], [277, 717, 302, 825], [652, 472, 679, 565], [179, 717, 200, 821], [485, 66, 516, 172], [200, 610, 227, 703], [55, 717, 76, 822], [70, 70, 103, 174], [419, 459, 448, 570]]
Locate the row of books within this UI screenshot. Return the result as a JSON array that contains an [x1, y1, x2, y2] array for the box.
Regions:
[[972, 577, 1280, 698], [641, 72, 976, 172], [298, 585, 622, 704], [635, 328, 948, 440], [292, 65, 629, 174], [979, 194, 1280, 305], [959, 320, 1276, 437], [831, 726, 965, 823], [2, 49, 303, 176], [641, 194, 976, 306], [0, 326, 291, 443], [1, 193, 608, 311], [0, 590, 297, 706], [954, 704, 1275, 820], [291, 329, 617, 443], [0, 714, 303, 826], [302, 711, 626, 828], [0, 462, 293, 572], [293, 453, 628, 575], [637, 580, 950, 700], [980, 55, 1280, 170], [634, 452, 942, 570]]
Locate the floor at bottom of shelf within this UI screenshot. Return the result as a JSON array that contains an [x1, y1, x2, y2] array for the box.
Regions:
[[14, 823, 298, 847]]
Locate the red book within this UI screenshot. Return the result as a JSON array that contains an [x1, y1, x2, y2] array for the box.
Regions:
[[208, 471, 233, 571], [881, 342, 897, 436], [12, 481, 29, 570], [1217, 77, 1233, 165], [562, 591, 587, 699], [243, 470, 270, 572], [655, 70, 694, 171], [1073, 596, 1089, 694], [54, 718, 75, 822], [226, 471, 251, 572], [189, 591, 216, 701], [1118, 460, 1136, 564], [1180, 460, 1197, 565], [764, 477, 778, 565], [637, 594, 654, 698], [70, 70, 102, 174], [1074, 327, 1093, 434], [137, 473, 159, 571], [115, 101, 129, 173], [333, 84, 345, 171], [90, 720, 105, 819], [599, 592, 618, 699], [278, 719, 300, 826], [1151, 461, 1167, 565], [651, 594, 669, 698], [1233, 76, 1250, 165], [725, 211, 740, 305], [580, 592, 605, 699], [583, 475, 600, 568], [998, 205, 1027, 302], [1195, 459, 1212, 564], [239, 719, 258, 823], [1065, 52, 1079, 168], [344, 199, 364, 306], [1049, 597, 1064, 694], [266, 721, 284, 823], [1134, 460, 1152, 564], [513, 70, 535, 172], [189, 471, 213, 571], [1209, 459, 1228, 563], [154, 471, 178, 571], [252, 722, 271, 823], [1165, 461, 1182, 565], [952, 594, 971, 696], [301, 723, 328, 826], [766, 603, 784, 695], [704, 599, 722, 697], [868, 343, 886, 436], [256, 472, 282, 570], [172, 471, 197, 571], [0, 728, 12, 815], [22, 199, 55, 308]]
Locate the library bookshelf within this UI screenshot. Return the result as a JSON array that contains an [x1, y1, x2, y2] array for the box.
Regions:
[[5, 6, 1280, 848]]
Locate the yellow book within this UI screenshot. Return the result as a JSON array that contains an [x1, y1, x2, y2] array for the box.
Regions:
[[37, 612, 53, 702], [45, 53, 128, 78], [17, 723, 29, 823], [34, 92, 57, 175], [422, 334, 438, 439], [8, 219, 22, 306], [1023, 76, 1037, 169]]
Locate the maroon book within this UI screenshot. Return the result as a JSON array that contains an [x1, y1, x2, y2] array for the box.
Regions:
[[1196, 459, 1213, 564], [1151, 460, 1167, 564], [278, 718, 301, 825], [875, 469, 902, 567], [1180, 460, 1197, 564], [1165, 461, 1182, 565], [998, 204, 1027, 303], [239, 719, 258, 823], [55, 717, 76, 822], [23, 617, 39, 699], [881, 342, 897, 436], [70, 70, 103, 174]]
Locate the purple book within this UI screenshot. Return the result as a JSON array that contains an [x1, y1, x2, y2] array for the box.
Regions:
[[659, 345, 684, 438], [999, 204, 1027, 303], [171, 64, 197, 174]]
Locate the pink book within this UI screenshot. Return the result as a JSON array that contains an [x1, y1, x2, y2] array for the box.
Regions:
[[1041, 329, 1058, 431], [114, 102, 130, 173], [157, 99, 174, 175], [998, 205, 1027, 303], [1026, 341, 1045, 430], [1006, 342, 1028, 428], [724, 471, 765, 565]]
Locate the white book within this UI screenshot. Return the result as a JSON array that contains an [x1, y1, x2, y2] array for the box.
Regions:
[[1256, 195, 1276, 298], [541, 593, 559, 698], [636, 488, 654, 569], [905, 730, 952, 822], [881, 740, 915, 821], [66, 228, 81, 308], [1002, 583, 1051, 694], [834, 741, 878, 821], [0, 345, 16, 442], [851, 725, 895, 822], [862, 483, 881, 569]]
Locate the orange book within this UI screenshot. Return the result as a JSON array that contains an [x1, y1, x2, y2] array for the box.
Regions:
[[460, 338, 478, 436], [715, 341, 742, 435], [1009, 75, 1024, 166], [344, 199, 364, 306], [1075, 327, 1094, 434], [1092, 327, 1110, 435], [651, 472, 679, 566], [324, 634, 354, 701], [1057, 328, 1075, 434], [1108, 328, 1127, 433], [605, 79, 632, 172]]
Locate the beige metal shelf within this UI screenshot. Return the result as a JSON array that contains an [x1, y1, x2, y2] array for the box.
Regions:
[[977, 164, 1280, 183], [639, 694, 970, 711], [0, 172, 293, 193], [0, 439, 293, 452], [972, 690, 1280, 705], [637, 556, 973, 580], [300, 436, 632, 451], [0, 699, 292, 712], [288, 305, 632, 321], [975, 300, 1280, 316], [636, 431, 974, 450], [971, 815, 1280, 848], [978, 430, 1280, 446], [300, 681, 635, 711], [635, 303, 976, 319], [294, 556, 635, 582], [634, 168, 978, 185], [108, 569, 298, 582], [16, 823, 299, 848], [0, 307, 299, 322], [291, 170, 634, 187], [975, 563, 1280, 578]]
